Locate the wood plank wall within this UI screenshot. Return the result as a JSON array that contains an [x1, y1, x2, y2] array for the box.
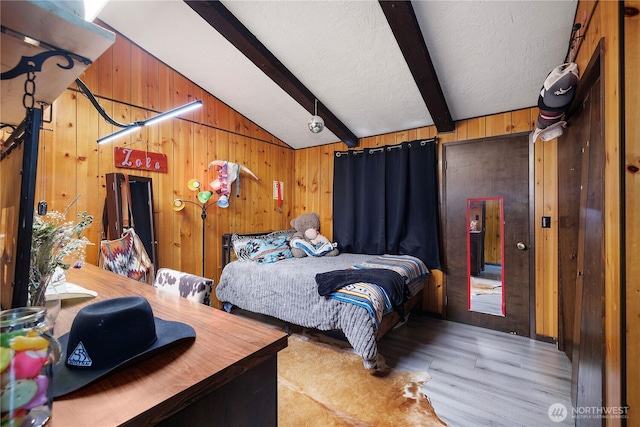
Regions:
[[293, 108, 539, 317], [535, 126, 558, 338], [598, 2, 623, 417], [483, 201, 501, 265], [570, 0, 626, 421], [624, 0, 639, 421], [29, 29, 295, 309]]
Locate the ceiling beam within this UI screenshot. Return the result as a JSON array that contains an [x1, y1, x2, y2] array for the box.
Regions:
[[379, 1, 455, 133], [185, 0, 360, 148]]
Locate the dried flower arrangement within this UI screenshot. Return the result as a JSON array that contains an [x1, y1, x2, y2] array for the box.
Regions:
[[29, 196, 93, 306]]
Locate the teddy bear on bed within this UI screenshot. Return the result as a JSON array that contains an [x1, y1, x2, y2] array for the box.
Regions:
[[289, 212, 339, 257]]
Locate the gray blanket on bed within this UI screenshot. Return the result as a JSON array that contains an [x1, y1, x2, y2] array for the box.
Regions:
[[217, 254, 389, 367]]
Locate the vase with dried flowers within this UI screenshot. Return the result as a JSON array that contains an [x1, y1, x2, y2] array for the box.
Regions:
[[29, 196, 93, 307]]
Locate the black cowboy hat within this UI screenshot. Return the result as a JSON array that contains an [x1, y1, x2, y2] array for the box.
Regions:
[[52, 296, 195, 398]]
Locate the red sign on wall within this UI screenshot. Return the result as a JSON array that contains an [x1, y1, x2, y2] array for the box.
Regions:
[[114, 147, 168, 173]]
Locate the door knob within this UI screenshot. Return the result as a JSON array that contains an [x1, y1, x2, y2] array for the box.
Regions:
[[516, 242, 527, 250]]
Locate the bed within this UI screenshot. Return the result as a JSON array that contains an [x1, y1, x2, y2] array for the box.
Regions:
[[216, 231, 430, 368]]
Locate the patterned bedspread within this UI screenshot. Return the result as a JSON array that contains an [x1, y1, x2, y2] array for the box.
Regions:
[[216, 253, 429, 368]]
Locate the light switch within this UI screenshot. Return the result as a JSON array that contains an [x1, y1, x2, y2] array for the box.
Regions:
[[542, 216, 551, 228]]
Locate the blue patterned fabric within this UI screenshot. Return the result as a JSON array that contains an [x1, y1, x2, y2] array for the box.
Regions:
[[351, 254, 429, 281], [231, 230, 295, 263], [290, 238, 338, 257], [330, 283, 391, 327], [240, 234, 293, 264]]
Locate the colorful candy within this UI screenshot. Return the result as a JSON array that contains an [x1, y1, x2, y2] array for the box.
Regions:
[[0, 379, 38, 412], [0, 319, 54, 425], [0, 332, 25, 349], [23, 375, 48, 410], [9, 336, 49, 352], [11, 351, 48, 380], [0, 348, 12, 373]]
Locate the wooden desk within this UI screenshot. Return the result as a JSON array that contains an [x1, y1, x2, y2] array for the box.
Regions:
[[49, 264, 288, 427]]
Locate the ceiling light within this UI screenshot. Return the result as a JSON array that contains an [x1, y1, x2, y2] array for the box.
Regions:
[[308, 99, 324, 134]]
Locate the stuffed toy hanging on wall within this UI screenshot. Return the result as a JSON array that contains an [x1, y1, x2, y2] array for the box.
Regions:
[[208, 160, 258, 208]]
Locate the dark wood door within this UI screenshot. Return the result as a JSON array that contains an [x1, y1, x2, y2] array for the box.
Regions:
[[443, 133, 531, 336]]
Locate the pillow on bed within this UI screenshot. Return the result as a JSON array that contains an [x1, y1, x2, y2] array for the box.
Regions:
[[231, 230, 292, 259], [231, 233, 267, 260], [231, 230, 294, 263]]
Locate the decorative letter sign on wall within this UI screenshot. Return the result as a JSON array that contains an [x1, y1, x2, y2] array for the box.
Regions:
[[114, 147, 168, 173]]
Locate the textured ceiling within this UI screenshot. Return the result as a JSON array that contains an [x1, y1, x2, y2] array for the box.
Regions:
[[97, 0, 578, 149]]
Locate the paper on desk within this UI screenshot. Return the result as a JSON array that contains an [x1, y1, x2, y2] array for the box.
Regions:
[[46, 281, 98, 300]]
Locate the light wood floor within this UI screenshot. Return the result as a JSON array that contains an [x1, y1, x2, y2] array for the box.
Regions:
[[378, 314, 573, 427], [232, 309, 573, 426]]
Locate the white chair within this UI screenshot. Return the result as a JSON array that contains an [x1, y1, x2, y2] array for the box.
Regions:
[[152, 268, 213, 305]]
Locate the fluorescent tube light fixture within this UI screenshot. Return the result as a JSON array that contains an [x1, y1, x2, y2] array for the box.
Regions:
[[96, 100, 203, 144], [97, 124, 142, 145], [145, 101, 203, 126]]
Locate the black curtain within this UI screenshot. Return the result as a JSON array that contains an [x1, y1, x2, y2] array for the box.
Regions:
[[333, 138, 441, 270]]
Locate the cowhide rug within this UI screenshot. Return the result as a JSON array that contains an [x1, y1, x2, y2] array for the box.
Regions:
[[470, 276, 502, 295], [278, 333, 446, 426]]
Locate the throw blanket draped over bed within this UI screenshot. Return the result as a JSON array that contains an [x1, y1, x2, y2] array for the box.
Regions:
[[316, 268, 408, 317], [318, 255, 428, 326]]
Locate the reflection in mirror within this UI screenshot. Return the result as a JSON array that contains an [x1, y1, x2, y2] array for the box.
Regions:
[[467, 198, 504, 316]]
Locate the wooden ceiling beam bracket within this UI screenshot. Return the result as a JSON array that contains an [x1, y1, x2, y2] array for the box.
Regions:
[[185, 0, 359, 147], [379, 1, 455, 133]]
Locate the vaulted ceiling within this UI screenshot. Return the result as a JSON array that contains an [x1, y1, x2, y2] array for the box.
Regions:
[[97, 0, 578, 149]]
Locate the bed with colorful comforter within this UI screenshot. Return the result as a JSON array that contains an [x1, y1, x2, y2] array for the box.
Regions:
[[216, 232, 429, 368]]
